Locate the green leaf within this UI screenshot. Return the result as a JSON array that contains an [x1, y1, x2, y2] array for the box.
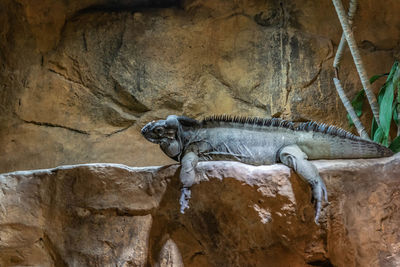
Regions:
[[373, 127, 389, 146], [368, 62, 400, 145], [377, 83, 387, 104], [378, 63, 400, 140], [397, 81, 400, 126], [389, 135, 400, 152], [386, 61, 399, 82], [397, 81, 400, 104], [370, 74, 387, 84], [392, 64, 400, 85], [347, 90, 365, 126], [373, 127, 384, 143], [377, 62, 400, 105], [379, 80, 394, 137], [393, 103, 399, 126]]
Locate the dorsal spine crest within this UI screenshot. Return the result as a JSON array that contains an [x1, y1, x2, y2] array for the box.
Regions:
[[201, 115, 361, 141]]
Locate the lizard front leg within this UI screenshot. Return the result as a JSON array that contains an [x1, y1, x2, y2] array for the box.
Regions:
[[278, 145, 328, 224], [179, 152, 198, 214]]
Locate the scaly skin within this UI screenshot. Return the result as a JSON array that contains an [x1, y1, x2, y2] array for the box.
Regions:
[[141, 115, 393, 223]]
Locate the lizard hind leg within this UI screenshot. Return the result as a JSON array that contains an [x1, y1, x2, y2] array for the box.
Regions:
[[278, 145, 328, 224]]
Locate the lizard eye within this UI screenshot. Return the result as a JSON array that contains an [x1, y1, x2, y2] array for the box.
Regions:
[[154, 127, 164, 135]]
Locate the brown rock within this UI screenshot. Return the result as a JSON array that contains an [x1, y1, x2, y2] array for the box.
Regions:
[[0, 164, 171, 266], [156, 239, 184, 267], [1, 155, 399, 266]]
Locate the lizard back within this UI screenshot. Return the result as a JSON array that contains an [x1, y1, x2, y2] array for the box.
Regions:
[[180, 115, 393, 164]]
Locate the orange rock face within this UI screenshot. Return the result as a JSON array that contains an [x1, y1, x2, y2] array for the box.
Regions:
[[1, 155, 399, 266], [1, 0, 400, 172]]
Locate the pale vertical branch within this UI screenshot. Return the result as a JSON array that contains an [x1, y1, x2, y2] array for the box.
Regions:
[[332, 0, 380, 126], [333, 0, 357, 69], [332, 0, 368, 139], [334, 78, 370, 139]]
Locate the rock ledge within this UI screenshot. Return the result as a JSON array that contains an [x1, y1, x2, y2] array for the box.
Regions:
[[1, 155, 399, 266]]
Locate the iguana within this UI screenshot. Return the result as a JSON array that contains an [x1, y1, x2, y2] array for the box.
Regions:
[[141, 115, 393, 223]]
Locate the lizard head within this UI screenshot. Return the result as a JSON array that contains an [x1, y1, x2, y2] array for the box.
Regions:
[[141, 115, 184, 159], [141, 119, 178, 145], [141, 115, 200, 160]]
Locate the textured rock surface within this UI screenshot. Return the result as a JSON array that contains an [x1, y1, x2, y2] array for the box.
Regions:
[[1, 154, 399, 266], [1, 0, 400, 172]]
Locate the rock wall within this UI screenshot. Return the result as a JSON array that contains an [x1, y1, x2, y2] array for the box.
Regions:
[[1, 0, 400, 172], [1, 155, 399, 266]]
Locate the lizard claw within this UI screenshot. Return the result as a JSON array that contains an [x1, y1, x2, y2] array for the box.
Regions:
[[179, 187, 191, 214], [311, 179, 328, 224]]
